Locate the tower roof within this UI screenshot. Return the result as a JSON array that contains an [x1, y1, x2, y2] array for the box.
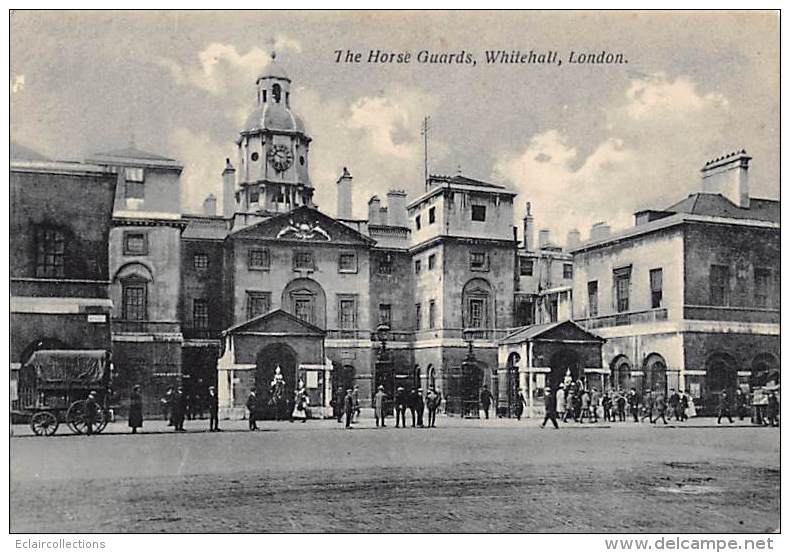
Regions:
[[257, 52, 291, 82], [242, 103, 307, 135]]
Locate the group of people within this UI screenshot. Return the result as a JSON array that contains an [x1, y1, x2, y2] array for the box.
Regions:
[[366, 385, 442, 429], [126, 384, 220, 434]]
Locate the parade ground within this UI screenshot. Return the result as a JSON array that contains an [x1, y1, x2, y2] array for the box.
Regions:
[[10, 416, 780, 533]]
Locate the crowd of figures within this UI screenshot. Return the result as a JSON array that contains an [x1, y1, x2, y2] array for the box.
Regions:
[[535, 378, 780, 429], [333, 385, 444, 429]]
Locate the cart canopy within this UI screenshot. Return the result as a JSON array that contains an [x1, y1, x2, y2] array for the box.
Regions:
[[23, 350, 109, 387]]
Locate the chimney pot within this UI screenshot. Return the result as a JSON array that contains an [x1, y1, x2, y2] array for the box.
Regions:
[[336, 168, 353, 219], [700, 150, 751, 208]]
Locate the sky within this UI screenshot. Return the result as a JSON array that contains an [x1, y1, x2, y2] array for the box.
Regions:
[[10, 11, 779, 244]]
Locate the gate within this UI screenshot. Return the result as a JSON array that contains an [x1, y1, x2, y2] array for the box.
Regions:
[[445, 359, 482, 417]]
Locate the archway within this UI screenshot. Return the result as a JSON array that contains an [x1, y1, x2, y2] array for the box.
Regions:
[[610, 355, 631, 392], [549, 348, 581, 391], [643, 353, 668, 395], [427, 364, 436, 390], [704, 352, 737, 412], [462, 278, 494, 328], [281, 278, 327, 329], [255, 343, 298, 419]]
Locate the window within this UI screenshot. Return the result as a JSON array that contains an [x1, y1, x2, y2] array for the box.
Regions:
[[193, 253, 209, 272], [249, 188, 260, 204], [428, 300, 436, 329], [250, 152, 259, 162], [709, 264, 730, 306], [614, 266, 631, 313], [123, 232, 148, 255], [415, 259, 422, 275], [428, 206, 436, 224], [563, 263, 573, 279], [293, 296, 314, 324], [471, 205, 486, 221], [428, 254, 436, 270], [469, 298, 484, 327], [470, 252, 487, 271], [520, 258, 533, 276], [754, 268, 771, 308], [246, 292, 271, 320], [122, 281, 147, 321], [124, 167, 144, 182], [123, 167, 145, 199], [35, 227, 65, 277], [293, 251, 314, 270], [248, 248, 269, 270], [192, 299, 208, 329], [338, 252, 357, 273], [379, 304, 392, 326], [272, 83, 282, 103], [415, 215, 421, 230], [650, 268, 663, 309], [378, 254, 393, 275], [415, 303, 422, 329], [339, 297, 357, 329], [587, 281, 598, 317]]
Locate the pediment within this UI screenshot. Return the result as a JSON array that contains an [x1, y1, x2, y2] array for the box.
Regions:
[[231, 206, 375, 246], [224, 309, 326, 336], [500, 320, 604, 345]]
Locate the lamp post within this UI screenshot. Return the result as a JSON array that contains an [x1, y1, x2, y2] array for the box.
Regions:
[[462, 328, 476, 360], [375, 323, 391, 360]]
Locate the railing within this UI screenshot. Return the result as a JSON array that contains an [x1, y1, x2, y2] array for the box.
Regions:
[[368, 225, 410, 239], [683, 305, 779, 324], [577, 308, 669, 330], [182, 327, 222, 340], [325, 329, 371, 340], [111, 320, 181, 334]]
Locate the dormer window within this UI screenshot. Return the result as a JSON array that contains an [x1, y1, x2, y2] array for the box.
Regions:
[[272, 83, 282, 103]]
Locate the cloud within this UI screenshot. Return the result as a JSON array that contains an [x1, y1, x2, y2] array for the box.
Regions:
[[168, 127, 232, 213], [11, 74, 25, 93], [494, 73, 731, 246], [156, 39, 301, 96]]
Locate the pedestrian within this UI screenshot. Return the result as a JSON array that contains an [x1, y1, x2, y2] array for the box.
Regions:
[[163, 387, 174, 426], [653, 392, 668, 424], [128, 384, 143, 434], [765, 391, 779, 427], [579, 389, 592, 423], [641, 390, 655, 423], [735, 389, 748, 421], [683, 391, 696, 419], [540, 386, 559, 429], [415, 388, 425, 427], [479, 385, 494, 419], [343, 388, 354, 428], [246, 387, 258, 431], [590, 388, 600, 422], [395, 386, 407, 428], [408, 388, 419, 427], [628, 388, 640, 422], [513, 388, 526, 421], [332, 388, 343, 423], [374, 385, 387, 427], [562, 389, 575, 423], [668, 389, 681, 422], [172, 386, 187, 431], [616, 390, 627, 422], [207, 385, 220, 431], [84, 391, 99, 436], [556, 385, 566, 420], [602, 391, 612, 422], [717, 391, 734, 424], [352, 385, 361, 422], [426, 387, 440, 427]]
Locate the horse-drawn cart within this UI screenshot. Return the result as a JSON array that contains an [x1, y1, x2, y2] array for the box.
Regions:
[[15, 350, 113, 436]]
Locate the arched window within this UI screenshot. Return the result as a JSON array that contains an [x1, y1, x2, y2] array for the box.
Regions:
[[272, 83, 282, 103], [643, 353, 668, 395], [610, 355, 631, 392], [281, 278, 327, 329], [427, 364, 436, 389], [113, 262, 154, 321], [462, 278, 493, 328]]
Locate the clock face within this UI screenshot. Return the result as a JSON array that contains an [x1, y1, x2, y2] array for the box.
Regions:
[[268, 144, 294, 172]]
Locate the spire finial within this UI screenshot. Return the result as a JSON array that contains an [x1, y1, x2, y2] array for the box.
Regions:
[[271, 50, 277, 61]]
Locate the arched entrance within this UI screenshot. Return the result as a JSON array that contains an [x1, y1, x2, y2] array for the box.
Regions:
[[643, 353, 668, 395], [255, 343, 298, 419], [704, 352, 737, 413], [610, 355, 631, 392], [549, 349, 581, 391]]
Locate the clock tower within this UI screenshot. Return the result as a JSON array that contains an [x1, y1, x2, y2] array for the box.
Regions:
[[235, 52, 313, 215]]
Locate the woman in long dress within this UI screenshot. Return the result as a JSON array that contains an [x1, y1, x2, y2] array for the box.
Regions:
[[292, 384, 310, 423], [128, 384, 143, 434]]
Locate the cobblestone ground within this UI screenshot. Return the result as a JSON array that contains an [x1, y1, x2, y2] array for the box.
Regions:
[[10, 416, 780, 533]]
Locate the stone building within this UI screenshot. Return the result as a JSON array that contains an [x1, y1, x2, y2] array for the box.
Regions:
[[10, 156, 117, 403], [570, 151, 780, 414]]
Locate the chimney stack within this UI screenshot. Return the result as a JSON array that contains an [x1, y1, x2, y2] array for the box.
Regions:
[[368, 196, 382, 225], [379, 206, 389, 225], [701, 150, 751, 208], [523, 202, 535, 251], [222, 158, 236, 218], [386, 189, 408, 227], [336, 167, 353, 219], [203, 194, 217, 216], [590, 222, 611, 241], [538, 229, 551, 249], [566, 228, 581, 250]]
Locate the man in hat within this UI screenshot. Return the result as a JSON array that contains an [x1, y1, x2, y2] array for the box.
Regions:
[[208, 385, 220, 432], [717, 390, 734, 424], [352, 385, 361, 422], [415, 388, 425, 427], [479, 385, 494, 420], [343, 388, 354, 428], [426, 387, 441, 427], [128, 384, 143, 434], [246, 387, 258, 431], [395, 386, 407, 428], [172, 386, 187, 431], [540, 386, 559, 429], [373, 385, 387, 427], [84, 391, 99, 436]]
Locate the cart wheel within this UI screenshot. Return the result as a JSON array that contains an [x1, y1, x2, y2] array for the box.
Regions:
[[30, 411, 59, 436], [94, 407, 108, 433], [66, 400, 87, 434]]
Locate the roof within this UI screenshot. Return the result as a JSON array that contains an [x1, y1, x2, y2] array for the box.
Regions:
[[223, 308, 325, 336], [664, 193, 779, 224], [429, 174, 506, 189], [408, 173, 516, 210], [257, 53, 291, 82], [10, 141, 49, 161], [182, 217, 230, 240], [11, 159, 113, 177], [499, 320, 604, 345], [87, 146, 183, 169], [242, 102, 307, 135]]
